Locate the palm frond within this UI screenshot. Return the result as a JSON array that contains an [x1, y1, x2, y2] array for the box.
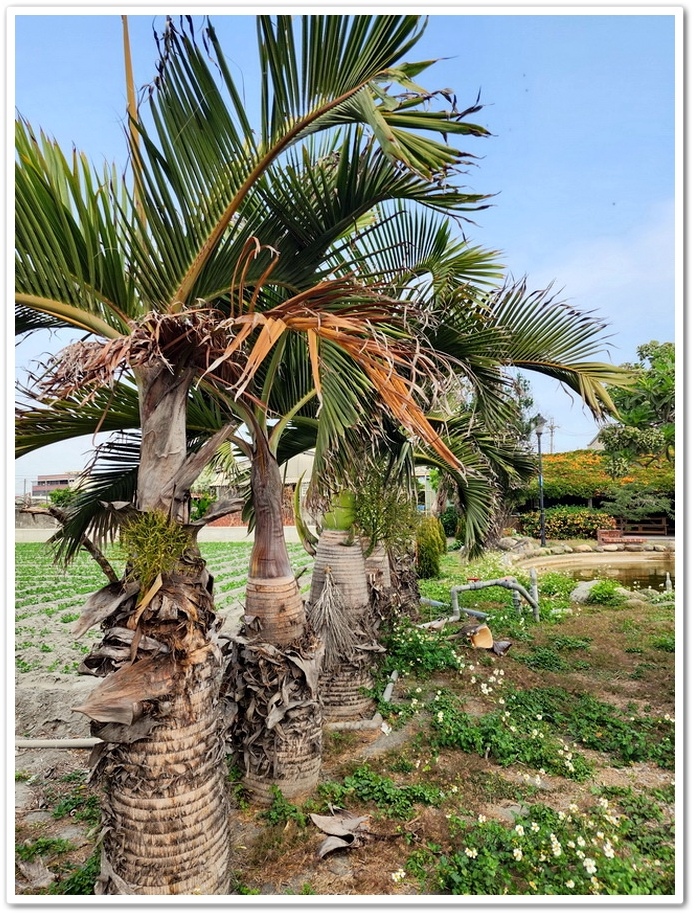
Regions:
[[483, 279, 632, 419], [15, 380, 140, 458], [49, 435, 141, 565], [15, 120, 135, 337]]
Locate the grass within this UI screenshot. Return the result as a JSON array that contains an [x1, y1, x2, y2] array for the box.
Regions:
[[14, 542, 676, 897]]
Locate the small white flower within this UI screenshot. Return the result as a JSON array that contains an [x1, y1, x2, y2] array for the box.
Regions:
[[514, 824, 525, 836], [464, 847, 478, 859], [565, 879, 575, 889], [391, 868, 406, 883], [583, 857, 597, 875], [478, 814, 487, 823], [512, 847, 523, 861], [531, 822, 540, 833], [603, 842, 615, 859]]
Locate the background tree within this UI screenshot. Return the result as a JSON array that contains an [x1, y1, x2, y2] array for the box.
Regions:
[[599, 340, 675, 478]]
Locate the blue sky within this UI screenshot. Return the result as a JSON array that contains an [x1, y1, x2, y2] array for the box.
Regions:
[[11, 7, 680, 492]]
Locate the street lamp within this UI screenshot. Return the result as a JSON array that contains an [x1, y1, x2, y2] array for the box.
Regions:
[[532, 414, 547, 547]]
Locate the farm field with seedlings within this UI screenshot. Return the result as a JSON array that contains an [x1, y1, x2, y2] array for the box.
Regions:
[[14, 541, 313, 678], [14, 545, 678, 898]]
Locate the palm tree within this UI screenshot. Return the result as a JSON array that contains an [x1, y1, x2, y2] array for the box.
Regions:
[[16, 14, 494, 893]]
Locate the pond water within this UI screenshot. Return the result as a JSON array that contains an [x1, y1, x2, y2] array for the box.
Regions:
[[567, 558, 675, 591]]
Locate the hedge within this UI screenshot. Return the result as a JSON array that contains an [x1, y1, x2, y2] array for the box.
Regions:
[[518, 507, 617, 540]]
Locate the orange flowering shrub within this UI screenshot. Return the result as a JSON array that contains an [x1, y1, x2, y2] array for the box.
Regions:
[[519, 450, 674, 501]]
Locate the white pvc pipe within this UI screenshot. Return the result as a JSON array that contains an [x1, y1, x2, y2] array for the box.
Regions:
[[325, 713, 384, 731], [15, 737, 102, 748]]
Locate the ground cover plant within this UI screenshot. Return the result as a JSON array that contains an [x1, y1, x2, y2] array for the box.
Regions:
[[15, 541, 676, 896]]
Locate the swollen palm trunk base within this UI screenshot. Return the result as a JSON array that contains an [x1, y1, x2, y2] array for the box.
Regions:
[[363, 542, 391, 590], [245, 575, 305, 646], [96, 659, 231, 895], [227, 632, 323, 805], [242, 703, 323, 804], [308, 530, 370, 609], [320, 663, 375, 721]]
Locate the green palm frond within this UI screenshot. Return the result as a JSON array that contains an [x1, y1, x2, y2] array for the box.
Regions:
[[126, 15, 492, 308], [49, 435, 141, 565], [15, 381, 141, 458], [482, 279, 632, 419], [15, 120, 135, 336]]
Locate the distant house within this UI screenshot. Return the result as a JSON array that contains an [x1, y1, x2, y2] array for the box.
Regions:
[[586, 432, 604, 450], [31, 472, 81, 500]]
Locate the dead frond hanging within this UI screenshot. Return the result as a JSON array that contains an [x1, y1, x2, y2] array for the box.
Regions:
[[306, 566, 359, 671]]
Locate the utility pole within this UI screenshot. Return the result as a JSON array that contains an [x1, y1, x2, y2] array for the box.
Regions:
[[547, 418, 558, 454]]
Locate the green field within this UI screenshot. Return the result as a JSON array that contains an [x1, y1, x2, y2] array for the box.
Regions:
[[14, 541, 314, 677]]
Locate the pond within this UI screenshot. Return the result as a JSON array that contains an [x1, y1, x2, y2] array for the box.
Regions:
[[516, 551, 676, 592], [567, 559, 675, 591]]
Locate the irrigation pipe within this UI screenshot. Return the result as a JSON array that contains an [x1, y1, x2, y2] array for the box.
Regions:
[[451, 578, 539, 622], [15, 737, 101, 749]]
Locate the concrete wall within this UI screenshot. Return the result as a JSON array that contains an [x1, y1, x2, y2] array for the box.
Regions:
[[15, 509, 58, 530]]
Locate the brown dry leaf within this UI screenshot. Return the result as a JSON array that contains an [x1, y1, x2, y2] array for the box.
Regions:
[[16, 857, 56, 889], [490, 640, 513, 656], [72, 582, 140, 637], [310, 812, 372, 858], [73, 655, 177, 725]]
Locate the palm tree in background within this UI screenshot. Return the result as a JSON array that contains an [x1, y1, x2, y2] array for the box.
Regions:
[[16, 14, 501, 893]]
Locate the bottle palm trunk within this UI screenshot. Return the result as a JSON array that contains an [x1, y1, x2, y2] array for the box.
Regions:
[[74, 366, 232, 894], [228, 434, 323, 803], [308, 528, 380, 722]]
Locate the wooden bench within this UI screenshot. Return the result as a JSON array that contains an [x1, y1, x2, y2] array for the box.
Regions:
[[621, 519, 668, 537], [597, 528, 646, 546]]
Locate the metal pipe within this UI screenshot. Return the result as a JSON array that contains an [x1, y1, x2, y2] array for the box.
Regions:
[[529, 567, 539, 606], [451, 578, 539, 622]]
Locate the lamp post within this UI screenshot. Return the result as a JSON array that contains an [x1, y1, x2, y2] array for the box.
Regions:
[[532, 414, 547, 547]]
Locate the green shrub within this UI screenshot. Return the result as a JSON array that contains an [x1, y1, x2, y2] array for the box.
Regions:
[[416, 516, 446, 578], [537, 570, 576, 603], [587, 579, 627, 607], [518, 507, 617, 540], [438, 506, 458, 537], [319, 764, 442, 819]]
